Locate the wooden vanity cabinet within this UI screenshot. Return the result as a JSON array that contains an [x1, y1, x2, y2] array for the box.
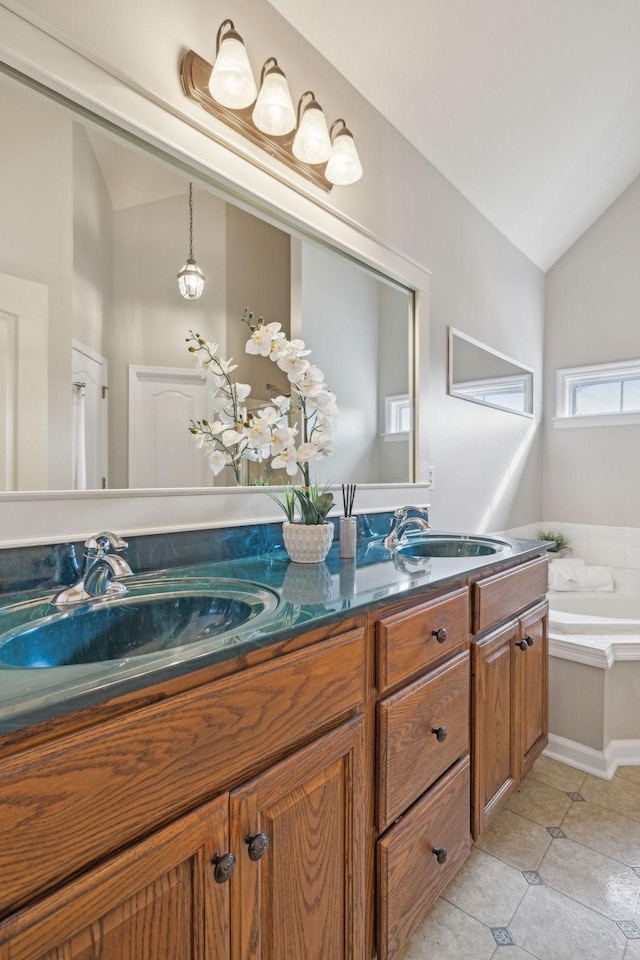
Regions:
[[0, 629, 366, 960], [374, 590, 472, 960], [471, 557, 549, 838], [1, 718, 364, 960]]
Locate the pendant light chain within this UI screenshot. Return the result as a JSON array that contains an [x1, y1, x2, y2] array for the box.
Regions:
[[177, 181, 206, 300]]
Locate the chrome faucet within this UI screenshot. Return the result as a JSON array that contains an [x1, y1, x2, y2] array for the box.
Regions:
[[383, 505, 431, 549], [52, 531, 133, 606]]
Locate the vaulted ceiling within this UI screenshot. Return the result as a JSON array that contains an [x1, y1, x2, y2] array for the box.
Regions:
[[267, 0, 640, 271]]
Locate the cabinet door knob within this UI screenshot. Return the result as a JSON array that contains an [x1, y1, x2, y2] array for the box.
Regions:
[[211, 852, 236, 883], [432, 846, 448, 865], [524, 635, 534, 647], [516, 639, 529, 651], [432, 627, 448, 643], [431, 725, 448, 743], [246, 832, 270, 861]]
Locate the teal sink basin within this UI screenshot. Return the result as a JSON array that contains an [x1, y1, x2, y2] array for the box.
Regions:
[[0, 578, 279, 668], [395, 535, 509, 559]]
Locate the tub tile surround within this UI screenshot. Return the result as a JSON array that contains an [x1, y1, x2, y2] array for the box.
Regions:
[[397, 758, 640, 960], [506, 521, 640, 574]]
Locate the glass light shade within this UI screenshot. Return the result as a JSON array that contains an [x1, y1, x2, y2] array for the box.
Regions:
[[252, 69, 296, 136], [177, 258, 206, 300], [325, 130, 363, 185], [208, 35, 257, 109], [292, 104, 332, 165]]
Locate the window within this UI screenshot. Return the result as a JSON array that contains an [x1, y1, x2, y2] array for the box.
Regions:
[[384, 394, 411, 438], [555, 360, 640, 426]]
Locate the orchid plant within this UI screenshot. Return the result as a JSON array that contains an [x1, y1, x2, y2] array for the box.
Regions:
[[187, 311, 338, 487]]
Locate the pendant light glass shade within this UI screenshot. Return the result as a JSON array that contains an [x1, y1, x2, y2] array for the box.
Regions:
[[208, 21, 257, 109], [178, 258, 206, 300], [252, 59, 296, 136], [325, 121, 363, 185], [178, 183, 205, 301], [292, 92, 332, 165]]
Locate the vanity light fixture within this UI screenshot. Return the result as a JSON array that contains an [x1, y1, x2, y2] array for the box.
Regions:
[[208, 19, 257, 110], [325, 119, 363, 186], [291, 91, 332, 165], [177, 182, 206, 301], [180, 23, 363, 192], [252, 58, 296, 136]]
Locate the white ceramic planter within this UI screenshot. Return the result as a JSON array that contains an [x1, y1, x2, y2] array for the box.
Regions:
[[282, 521, 334, 563]]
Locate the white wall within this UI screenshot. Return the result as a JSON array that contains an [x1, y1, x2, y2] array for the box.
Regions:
[[0, 80, 73, 489], [301, 243, 379, 484], [0, 0, 544, 540], [544, 174, 640, 527], [110, 190, 227, 486]]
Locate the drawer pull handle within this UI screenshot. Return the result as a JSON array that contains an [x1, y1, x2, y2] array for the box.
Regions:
[[432, 846, 448, 865], [246, 832, 270, 861], [524, 635, 534, 647], [431, 725, 448, 743], [432, 627, 448, 644], [212, 852, 236, 883], [516, 639, 529, 651]]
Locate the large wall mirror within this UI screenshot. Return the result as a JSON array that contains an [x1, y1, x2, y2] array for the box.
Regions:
[[0, 68, 415, 496], [448, 328, 534, 418]]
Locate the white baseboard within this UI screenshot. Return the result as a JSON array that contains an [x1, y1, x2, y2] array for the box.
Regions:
[[544, 734, 640, 780]]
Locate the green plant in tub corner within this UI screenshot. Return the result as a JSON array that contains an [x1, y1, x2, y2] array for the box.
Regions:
[[537, 529, 571, 553]]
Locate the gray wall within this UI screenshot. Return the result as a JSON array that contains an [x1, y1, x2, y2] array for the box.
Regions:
[[11, 0, 546, 532], [545, 173, 640, 527]]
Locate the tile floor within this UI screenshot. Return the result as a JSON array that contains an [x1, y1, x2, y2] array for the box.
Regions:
[[396, 757, 640, 960]]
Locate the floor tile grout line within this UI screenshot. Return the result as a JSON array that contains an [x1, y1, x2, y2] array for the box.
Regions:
[[556, 803, 640, 872]]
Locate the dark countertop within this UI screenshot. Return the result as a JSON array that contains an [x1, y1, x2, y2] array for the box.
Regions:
[[0, 531, 548, 735]]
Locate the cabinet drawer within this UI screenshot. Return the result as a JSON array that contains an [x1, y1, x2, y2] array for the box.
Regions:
[[377, 651, 469, 831], [473, 556, 548, 635], [0, 628, 365, 917], [376, 587, 469, 692], [377, 756, 471, 960]]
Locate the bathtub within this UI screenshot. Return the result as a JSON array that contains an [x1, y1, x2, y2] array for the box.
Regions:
[[548, 591, 640, 635], [546, 576, 640, 780]]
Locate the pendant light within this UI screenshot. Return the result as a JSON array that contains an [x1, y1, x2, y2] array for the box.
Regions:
[[325, 119, 363, 185], [292, 91, 332, 165], [208, 19, 257, 110], [177, 183, 206, 301], [252, 58, 296, 136]]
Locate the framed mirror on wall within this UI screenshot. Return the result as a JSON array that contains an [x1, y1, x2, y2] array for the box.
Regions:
[[0, 65, 416, 496], [448, 327, 534, 418]]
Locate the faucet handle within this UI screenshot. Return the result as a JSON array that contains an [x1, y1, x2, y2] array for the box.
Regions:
[[85, 531, 128, 559]]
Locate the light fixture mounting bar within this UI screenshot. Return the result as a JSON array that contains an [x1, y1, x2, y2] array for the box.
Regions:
[[180, 50, 333, 192]]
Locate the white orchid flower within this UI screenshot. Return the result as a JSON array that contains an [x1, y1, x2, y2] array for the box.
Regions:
[[296, 441, 320, 463], [245, 418, 272, 449], [271, 444, 299, 476], [245, 322, 285, 357], [208, 449, 232, 476], [270, 425, 298, 455], [222, 429, 245, 447], [277, 354, 311, 382], [313, 390, 339, 416], [218, 358, 238, 375], [274, 395, 291, 414], [233, 382, 251, 403]]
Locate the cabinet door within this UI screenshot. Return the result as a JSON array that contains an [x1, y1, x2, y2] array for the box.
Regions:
[[230, 716, 365, 960], [518, 601, 549, 777], [0, 795, 230, 960], [471, 621, 519, 839]]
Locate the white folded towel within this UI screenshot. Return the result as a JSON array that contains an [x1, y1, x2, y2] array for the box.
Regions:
[[548, 560, 614, 593]]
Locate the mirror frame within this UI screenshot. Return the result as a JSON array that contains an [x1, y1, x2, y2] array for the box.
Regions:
[[447, 327, 534, 419], [0, 16, 432, 547]]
